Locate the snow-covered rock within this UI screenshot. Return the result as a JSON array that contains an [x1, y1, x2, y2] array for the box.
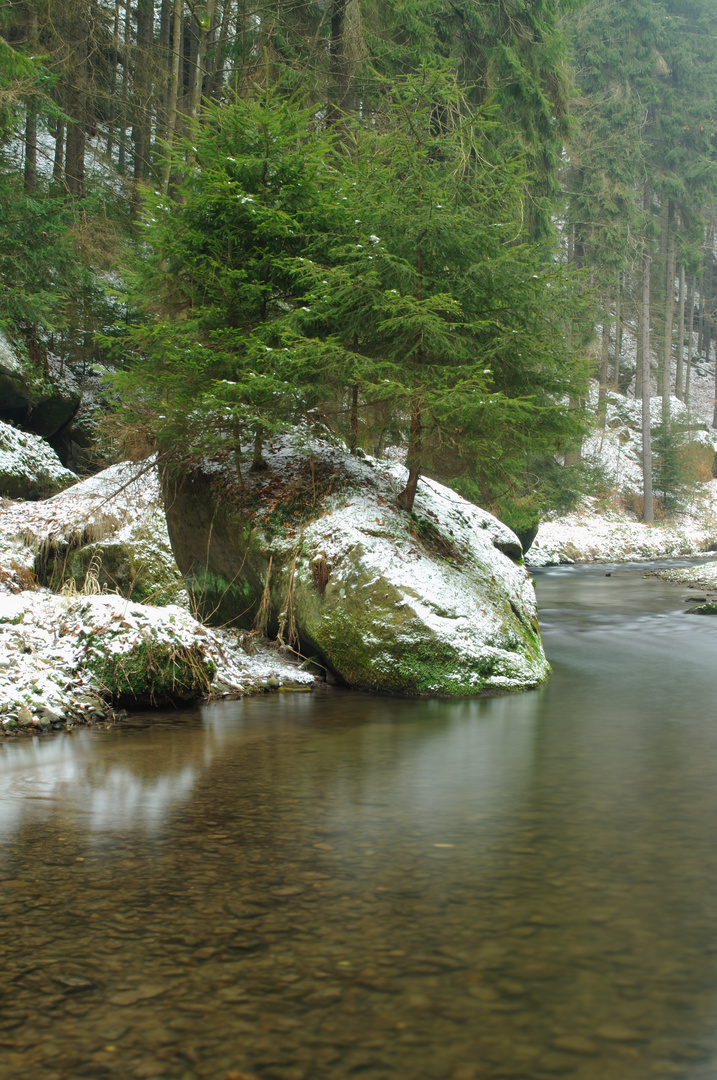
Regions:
[[0, 459, 185, 604], [652, 559, 717, 591], [163, 436, 549, 697], [0, 590, 315, 730], [0, 419, 77, 500]]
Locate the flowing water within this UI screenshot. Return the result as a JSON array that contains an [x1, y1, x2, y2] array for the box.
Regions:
[[2, 563, 717, 1080]]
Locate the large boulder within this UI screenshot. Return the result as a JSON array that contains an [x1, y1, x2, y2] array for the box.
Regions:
[[163, 436, 549, 696], [0, 419, 77, 500], [0, 330, 80, 439], [0, 460, 186, 604]]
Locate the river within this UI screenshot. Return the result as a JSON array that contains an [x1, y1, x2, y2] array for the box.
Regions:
[[1, 562, 717, 1080]]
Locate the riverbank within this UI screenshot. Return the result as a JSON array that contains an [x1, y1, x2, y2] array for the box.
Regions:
[[0, 589, 315, 737], [526, 486, 717, 565], [0, 446, 317, 737]]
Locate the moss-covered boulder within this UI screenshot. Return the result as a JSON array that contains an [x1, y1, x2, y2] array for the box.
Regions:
[[0, 420, 77, 500], [163, 436, 549, 696]]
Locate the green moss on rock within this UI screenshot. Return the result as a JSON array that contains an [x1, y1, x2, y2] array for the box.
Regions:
[[85, 638, 216, 705]]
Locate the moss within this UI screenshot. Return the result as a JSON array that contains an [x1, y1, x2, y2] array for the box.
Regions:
[[687, 602, 717, 615], [185, 565, 258, 627], [85, 639, 216, 705]]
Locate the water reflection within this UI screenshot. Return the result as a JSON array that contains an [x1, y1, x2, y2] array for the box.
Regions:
[[1, 563, 717, 1079]]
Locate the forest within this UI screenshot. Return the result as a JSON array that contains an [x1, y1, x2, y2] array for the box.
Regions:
[[2, 0, 717, 533]]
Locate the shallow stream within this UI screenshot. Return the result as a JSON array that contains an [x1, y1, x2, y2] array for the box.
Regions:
[[2, 562, 717, 1080]]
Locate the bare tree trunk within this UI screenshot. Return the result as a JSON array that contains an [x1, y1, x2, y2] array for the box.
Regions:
[[24, 106, 37, 192], [133, 0, 155, 183], [107, 0, 121, 159], [675, 263, 686, 400], [397, 402, 422, 512], [118, 0, 131, 174], [613, 270, 622, 390], [685, 274, 695, 406], [641, 246, 654, 523], [661, 200, 675, 425], [189, 0, 216, 121], [349, 381, 359, 451], [251, 428, 267, 472], [636, 283, 643, 401], [326, 0, 362, 125], [597, 322, 609, 427], [52, 114, 65, 183], [22, 8, 38, 193], [65, 18, 88, 200], [161, 0, 183, 194], [206, 0, 232, 100]]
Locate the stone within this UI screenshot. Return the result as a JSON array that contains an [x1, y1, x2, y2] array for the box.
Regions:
[[2, 717, 17, 732], [595, 1024, 646, 1042], [0, 420, 77, 501], [551, 1035, 599, 1056], [162, 434, 549, 697], [37, 715, 52, 732], [1, 460, 185, 606], [17, 706, 33, 727]]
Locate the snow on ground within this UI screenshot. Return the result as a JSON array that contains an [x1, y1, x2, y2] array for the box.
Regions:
[[526, 370, 717, 565], [527, 491, 717, 565], [652, 560, 717, 591]]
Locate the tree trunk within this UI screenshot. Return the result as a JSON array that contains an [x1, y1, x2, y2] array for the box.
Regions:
[[206, 0, 232, 100], [613, 270, 622, 390], [597, 322, 609, 427], [326, 0, 362, 125], [349, 381, 359, 452], [161, 0, 183, 194], [133, 0, 155, 183], [685, 274, 695, 406], [190, 0, 216, 122], [675, 263, 686, 400], [52, 114, 65, 183], [24, 105, 37, 192], [397, 402, 421, 512], [641, 246, 654, 523], [251, 429, 267, 472], [661, 200, 675, 425], [118, 0, 131, 174], [64, 0, 88, 199]]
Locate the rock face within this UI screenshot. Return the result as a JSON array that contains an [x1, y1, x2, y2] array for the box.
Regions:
[[0, 330, 80, 440], [0, 419, 77, 500], [163, 436, 550, 696]]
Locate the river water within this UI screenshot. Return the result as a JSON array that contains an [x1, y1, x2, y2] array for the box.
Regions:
[[2, 562, 717, 1080]]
